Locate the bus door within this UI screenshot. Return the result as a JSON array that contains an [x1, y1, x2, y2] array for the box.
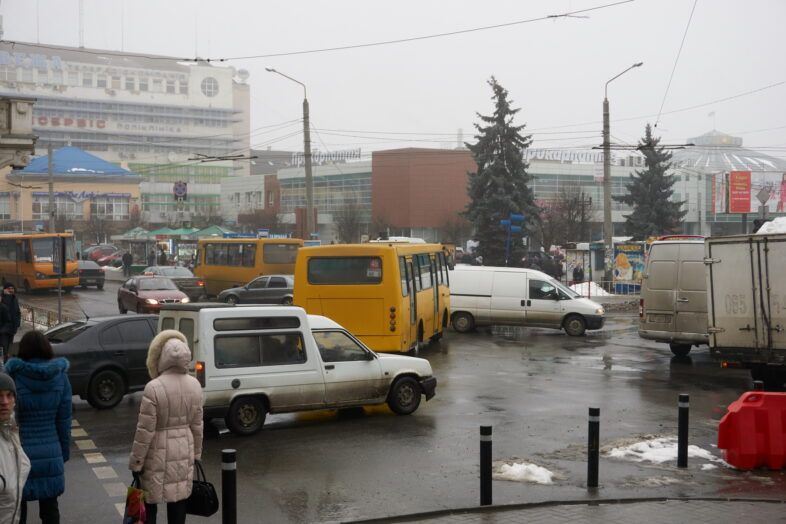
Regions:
[[405, 258, 417, 344], [430, 255, 439, 336], [15, 240, 26, 282]]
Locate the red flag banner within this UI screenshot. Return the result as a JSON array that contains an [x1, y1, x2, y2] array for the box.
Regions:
[[728, 171, 751, 213]]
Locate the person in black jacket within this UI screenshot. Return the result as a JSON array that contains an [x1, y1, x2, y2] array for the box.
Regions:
[[1, 283, 20, 362]]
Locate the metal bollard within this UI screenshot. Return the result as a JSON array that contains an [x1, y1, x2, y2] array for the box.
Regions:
[[587, 407, 600, 488], [480, 425, 492, 506], [753, 380, 764, 391], [222, 449, 237, 524], [678, 394, 689, 468]]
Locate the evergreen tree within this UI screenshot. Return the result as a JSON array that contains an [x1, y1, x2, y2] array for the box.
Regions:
[[463, 77, 538, 266], [613, 124, 686, 240]]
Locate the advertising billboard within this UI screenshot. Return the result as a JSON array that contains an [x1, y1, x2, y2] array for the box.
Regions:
[[712, 171, 786, 214], [612, 243, 645, 293]]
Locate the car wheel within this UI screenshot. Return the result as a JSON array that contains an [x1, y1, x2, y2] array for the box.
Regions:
[[96, 283, 104, 290], [64, 287, 73, 294], [118, 299, 127, 314], [87, 369, 126, 409], [669, 343, 691, 357], [281, 296, 293, 305], [563, 314, 587, 336], [225, 396, 267, 436], [451, 312, 475, 333], [387, 377, 421, 415], [224, 295, 239, 305]]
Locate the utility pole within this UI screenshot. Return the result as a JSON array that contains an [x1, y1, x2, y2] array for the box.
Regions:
[[302, 96, 314, 238], [48, 142, 54, 233]]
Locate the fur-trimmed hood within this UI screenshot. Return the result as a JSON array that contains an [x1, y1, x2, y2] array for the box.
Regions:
[[146, 330, 190, 379]]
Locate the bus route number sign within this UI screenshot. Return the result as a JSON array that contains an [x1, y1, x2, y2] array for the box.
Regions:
[[173, 181, 188, 201]]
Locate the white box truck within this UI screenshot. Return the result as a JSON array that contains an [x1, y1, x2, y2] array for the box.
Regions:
[[705, 233, 786, 386]]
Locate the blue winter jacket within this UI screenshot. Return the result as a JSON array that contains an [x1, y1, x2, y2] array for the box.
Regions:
[[5, 357, 72, 501]]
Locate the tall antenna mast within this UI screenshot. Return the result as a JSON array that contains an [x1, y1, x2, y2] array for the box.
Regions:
[[78, 0, 84, 48]]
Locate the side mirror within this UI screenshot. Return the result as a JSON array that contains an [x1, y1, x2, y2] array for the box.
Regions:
[[365, 350, 376, 361], [129, 286, 137, 293]]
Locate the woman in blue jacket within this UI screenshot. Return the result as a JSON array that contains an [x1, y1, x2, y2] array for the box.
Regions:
[[5, 331, 71, 524]]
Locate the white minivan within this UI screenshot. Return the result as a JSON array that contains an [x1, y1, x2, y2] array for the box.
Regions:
[[448, 266, 605, 336]]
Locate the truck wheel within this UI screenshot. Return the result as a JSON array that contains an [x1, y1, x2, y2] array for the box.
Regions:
[[87, 369, 126, 409], [451, 312, 475, 333], [563, 314, 586, 336], [225, 396, 267, 436], [669, 343, 691, 357], [387, 377, 421, 415]]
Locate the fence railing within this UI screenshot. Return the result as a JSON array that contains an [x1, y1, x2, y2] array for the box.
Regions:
[[21, 303, 76, 331]]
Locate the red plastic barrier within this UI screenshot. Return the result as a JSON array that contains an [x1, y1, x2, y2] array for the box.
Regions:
[[718, 391, 786, 470]]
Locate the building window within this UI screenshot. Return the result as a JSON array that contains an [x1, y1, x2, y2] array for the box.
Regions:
[[96, 74, 106, 88], [125, 76, 135, 91], [166, 80, 175, 94], [0, 195, 9, 220], [82, 72, 93, 87], [21, 68, 33, 83], [0, 65, 15, 82], [178, 80, 188, 95], [152, 79, 163, 93], [32, 196, 83, 220], [67, 71, 79, 86], [139, 77, 148, 91], [200, 77, 219, 97], [111, 75, 121, 89], [90, 196, 130, 221], [51, 69, 62, 85]]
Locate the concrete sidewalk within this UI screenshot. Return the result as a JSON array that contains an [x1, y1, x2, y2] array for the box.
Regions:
[[351, 498, 786, 523]]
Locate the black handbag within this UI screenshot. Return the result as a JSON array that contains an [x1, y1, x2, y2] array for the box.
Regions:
[[186, 460, 219, 517]]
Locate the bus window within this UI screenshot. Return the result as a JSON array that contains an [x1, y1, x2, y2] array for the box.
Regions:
[[241, 243, 255, 267], [264, 243, 299, 264], [399, 256, 409, 297], [308, 257, 383, 285], [194, 249, 202, 268], [434, 254, 443, 285], [227, 243, 242, 266], [417, 254, 432, 290], [0, 239, 15, 261]]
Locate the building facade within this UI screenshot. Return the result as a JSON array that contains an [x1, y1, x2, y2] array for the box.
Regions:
[[0, 41, 250, 226]]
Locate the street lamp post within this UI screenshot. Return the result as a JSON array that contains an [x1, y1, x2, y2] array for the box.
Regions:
[[603, 62, 642, 275], [266, 68, 314, 239]]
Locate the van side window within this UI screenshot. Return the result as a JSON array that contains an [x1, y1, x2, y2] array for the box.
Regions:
[[529, 279, 558, 300], [161, 317, 174, 331], [214, 333, 306, 368], [313, 331, 370, 362], [179, 318, 195, 357]]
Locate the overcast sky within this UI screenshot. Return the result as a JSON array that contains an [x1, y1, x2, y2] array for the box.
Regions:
[[2, 0, 785, 162]]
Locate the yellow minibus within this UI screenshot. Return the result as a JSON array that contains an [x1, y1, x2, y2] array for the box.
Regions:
[[293, 243, 450, 353], [0, 233, 79, 292]]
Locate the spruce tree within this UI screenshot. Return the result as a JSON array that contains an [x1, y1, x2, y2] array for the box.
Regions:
[[613, 124, 686, 240], [463, 77, 538, 266]]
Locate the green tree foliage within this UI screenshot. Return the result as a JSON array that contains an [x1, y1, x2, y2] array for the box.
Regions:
[[463, 77, 537, 265], [613, 124, 687, 240]]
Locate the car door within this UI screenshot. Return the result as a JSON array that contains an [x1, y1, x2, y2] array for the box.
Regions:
[[266, 276, 289, 303], [98, 323, 130, 378], [313, 330, 385, 405], [115, 318, 156, 386], [490, 271, 528, 324], [526, 277, 563, 328], [246, 277, 268, 303], [119, 278, 135, 310]]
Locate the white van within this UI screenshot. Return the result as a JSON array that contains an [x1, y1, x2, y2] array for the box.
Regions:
[[448, 266, 605, 336], [638, 238, 707, 356]]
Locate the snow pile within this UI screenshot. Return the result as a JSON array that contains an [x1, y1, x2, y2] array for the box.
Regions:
[[570, 281, 613, 297], [756, 217, 786, 235], [495, 462, 555, 484], [605, 436, 721, 464]]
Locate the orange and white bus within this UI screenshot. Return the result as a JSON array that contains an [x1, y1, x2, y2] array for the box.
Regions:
[[0, 233, 79, 292], [293, 243, 451, 353], [194, 237, 304, 296]]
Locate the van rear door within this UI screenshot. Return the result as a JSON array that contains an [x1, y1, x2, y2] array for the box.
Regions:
[[674, 243, 707, 336], [641, 243, 679, 334]]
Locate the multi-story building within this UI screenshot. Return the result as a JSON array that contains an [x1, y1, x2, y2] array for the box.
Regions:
[[0, 41, 250, 226]]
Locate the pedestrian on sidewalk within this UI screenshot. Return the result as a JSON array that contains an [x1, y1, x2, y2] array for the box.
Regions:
[[1, 284, 21, 359], [0, 300, 13, 371], [122, 251, 133, 278], [147, 250, 156, 268], [5, 331, 71, 524], [0, 373, 30, 524], [129, 330, 203, 524]]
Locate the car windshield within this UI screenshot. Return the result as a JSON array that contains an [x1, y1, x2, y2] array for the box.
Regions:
[[78, 261, 100, 269], [550, 278, 580, 298], [138, 278, 178, 291], [46, 321, 91, 343], [159, 267, 194, 277]]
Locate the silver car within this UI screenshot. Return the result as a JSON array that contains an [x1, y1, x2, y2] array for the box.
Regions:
[[217, 274, 294, 305]]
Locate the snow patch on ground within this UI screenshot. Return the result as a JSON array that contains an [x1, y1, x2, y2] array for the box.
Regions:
[[637, 476, 687, 487], [605, 436, 722, 464], [701, 464, 718, 471], [495, 462, 555, 484], [570, 281, 613, 297], [756, 217, 786, 234]]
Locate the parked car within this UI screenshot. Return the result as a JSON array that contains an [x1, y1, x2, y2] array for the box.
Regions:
[[142, 266, 206, 301], [45, 314, 159, 409], [83, 244, 118, 262], [97, 250, 126, 267], [77, 260, 105, 289], [118, 275, 190, 314], [217, 274, 294, 305]]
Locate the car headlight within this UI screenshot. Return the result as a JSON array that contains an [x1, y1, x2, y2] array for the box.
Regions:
[[181, 297, 190, 303], [145, 298, 159, 305], [595, 307, 605, 315]]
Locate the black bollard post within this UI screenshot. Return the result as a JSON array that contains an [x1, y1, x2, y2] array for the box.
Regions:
[[678, 394, 689, 468], [480, 425, 492, 506], [222, 449, 237, 524], [587, 407, 600, 488], [753, 380, 764, 391]]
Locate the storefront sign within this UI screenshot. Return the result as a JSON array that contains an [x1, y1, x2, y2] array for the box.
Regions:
[[34, 116, 106, 129]]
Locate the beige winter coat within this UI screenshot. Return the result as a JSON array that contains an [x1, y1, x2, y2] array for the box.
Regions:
[[129, 330, 204, 504]]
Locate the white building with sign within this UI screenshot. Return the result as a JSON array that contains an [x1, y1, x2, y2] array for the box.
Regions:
[[0, 41, 250, 225]]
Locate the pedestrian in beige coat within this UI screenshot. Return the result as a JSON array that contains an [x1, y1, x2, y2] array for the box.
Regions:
[[128, 330, 203, 524]]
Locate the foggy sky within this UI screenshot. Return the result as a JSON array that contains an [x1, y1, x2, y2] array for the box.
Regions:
[[2, 0, 785, 161]]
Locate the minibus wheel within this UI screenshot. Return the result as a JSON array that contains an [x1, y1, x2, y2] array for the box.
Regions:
[[669, 343, 691, 357], [226, 396, 267, 436], [451, 312, 475, 333], [387, 377, 421, 415], [563, 314, 586, 336]]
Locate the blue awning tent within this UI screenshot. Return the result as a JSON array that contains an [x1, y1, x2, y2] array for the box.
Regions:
[[11, 146, 141, 179]]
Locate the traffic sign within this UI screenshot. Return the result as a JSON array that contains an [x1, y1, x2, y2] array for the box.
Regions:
[[173, 181, 188, 201]]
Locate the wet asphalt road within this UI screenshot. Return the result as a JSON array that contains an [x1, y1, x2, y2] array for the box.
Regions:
[[19, 289, 785, 523]]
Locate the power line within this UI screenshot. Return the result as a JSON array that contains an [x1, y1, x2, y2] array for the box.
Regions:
[[654, 0, 699, 128]]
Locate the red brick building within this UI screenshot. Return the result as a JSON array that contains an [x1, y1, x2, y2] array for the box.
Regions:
[[371, 148, 474, 237]]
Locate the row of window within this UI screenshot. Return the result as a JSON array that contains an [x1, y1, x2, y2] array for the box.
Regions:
[[30, 196, 130, 221], [202, 243, 298, 267]]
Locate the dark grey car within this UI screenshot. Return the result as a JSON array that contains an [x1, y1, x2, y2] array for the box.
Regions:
[[142, 266, 207, 301], [77, 259, 106, 289], [45, 315, 158, 409], [217, 274, 294, 305]]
